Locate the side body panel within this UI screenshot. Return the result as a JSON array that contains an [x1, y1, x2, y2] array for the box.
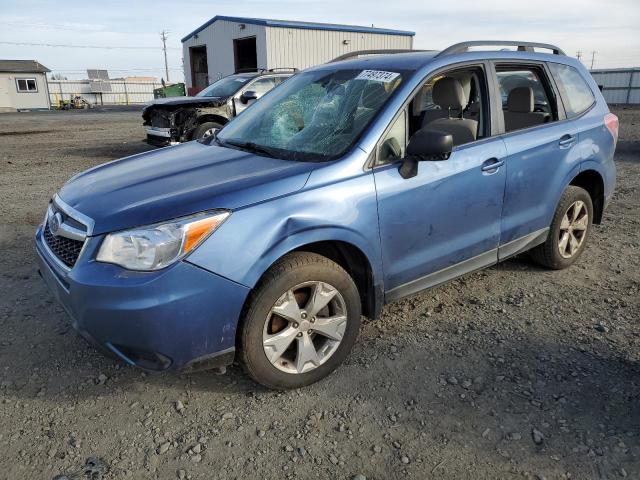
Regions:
[[564, 65, 617, 205], [187, 151, 384, 295]]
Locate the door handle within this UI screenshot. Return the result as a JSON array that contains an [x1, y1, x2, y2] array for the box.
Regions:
[[481, 158, 504, 173], [559, 134, 576, 148]]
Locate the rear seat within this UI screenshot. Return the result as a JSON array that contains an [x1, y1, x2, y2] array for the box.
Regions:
[[503, 87, 549, 131]]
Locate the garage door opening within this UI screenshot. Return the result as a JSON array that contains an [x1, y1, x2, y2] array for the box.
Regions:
[[233, 36, 257, 73], [189, 46, 208, 95]]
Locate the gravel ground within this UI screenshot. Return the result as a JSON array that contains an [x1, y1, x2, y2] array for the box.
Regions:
[[0, 107, 638, 480]]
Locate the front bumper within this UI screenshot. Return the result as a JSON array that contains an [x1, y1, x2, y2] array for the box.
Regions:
[[35, 225, 249, 372], [144, 126, 180, 147]]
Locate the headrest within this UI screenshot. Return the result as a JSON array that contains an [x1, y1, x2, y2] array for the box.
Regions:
[[361, 82, 386, 109], [433, 77, 467, 110], [507, 87, 534, 113], [457, 75, 472, 104]]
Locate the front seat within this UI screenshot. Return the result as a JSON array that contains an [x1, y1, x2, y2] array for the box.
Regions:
[[503, 86, 549, 131], [422, 77, 478, 146]]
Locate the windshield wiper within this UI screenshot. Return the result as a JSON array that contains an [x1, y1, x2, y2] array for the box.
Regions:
[[221, 139, 279, 158]]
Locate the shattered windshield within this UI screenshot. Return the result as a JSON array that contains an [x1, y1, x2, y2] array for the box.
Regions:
[[196, 74, 255, 98], [216, 68, 406, 161]]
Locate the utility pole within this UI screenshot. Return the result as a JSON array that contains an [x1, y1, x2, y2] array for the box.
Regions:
[[576, 50, 582, 62], [160, 30, 170, 82], [590, 51, 597, 69]]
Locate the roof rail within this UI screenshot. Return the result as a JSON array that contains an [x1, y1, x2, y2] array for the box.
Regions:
[[268, 67, 298, 72], [436, 41, 566, 57], [329, 49, 432, 63]]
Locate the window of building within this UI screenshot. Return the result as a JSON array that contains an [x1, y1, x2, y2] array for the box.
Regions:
[[16, 78, 38, 93], [548, 63, 596, 118]]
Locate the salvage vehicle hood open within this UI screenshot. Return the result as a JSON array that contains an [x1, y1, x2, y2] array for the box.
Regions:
[[58, 142, 316, 235]]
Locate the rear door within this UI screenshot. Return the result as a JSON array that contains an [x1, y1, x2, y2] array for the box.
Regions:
[[493, 61, 582, 257]]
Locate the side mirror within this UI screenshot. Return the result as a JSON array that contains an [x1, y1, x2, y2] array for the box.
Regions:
[[407, 128, 453, 160], [240, 90, 258, 104], [399, 129, 453, 179]]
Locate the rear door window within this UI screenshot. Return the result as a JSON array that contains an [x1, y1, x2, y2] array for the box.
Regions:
[[548, 63, 596, 118], [495, 65, 558, 133]]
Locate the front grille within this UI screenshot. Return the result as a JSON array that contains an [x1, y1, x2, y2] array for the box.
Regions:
[[149, 110, 171, 128], [43, 222, 84, 267]]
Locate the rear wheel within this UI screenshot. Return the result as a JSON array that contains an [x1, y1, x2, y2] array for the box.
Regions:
[[239, 252, 361, 389], [192, 121, 222, 140], [531, 185, 593, 269]]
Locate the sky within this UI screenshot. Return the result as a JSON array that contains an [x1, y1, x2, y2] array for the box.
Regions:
[[1, 0, 639, 81]]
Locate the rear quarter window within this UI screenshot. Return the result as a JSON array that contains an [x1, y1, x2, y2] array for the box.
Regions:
[[548, 63, 596, 118]]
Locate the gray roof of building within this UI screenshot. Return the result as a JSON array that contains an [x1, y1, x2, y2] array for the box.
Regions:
[[0, 60, 51, 73], [182, 16, 415, 43]]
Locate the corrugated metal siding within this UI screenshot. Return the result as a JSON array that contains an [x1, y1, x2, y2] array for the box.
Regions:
[[182, 20, 267, 86], [265, 27, 412, 69], [47, 80, 162, 106], [589, 68, 640, 104]]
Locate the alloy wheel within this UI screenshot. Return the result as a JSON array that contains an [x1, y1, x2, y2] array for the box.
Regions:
[[558, 200, 589, 258], [262, 281, 347, 374], [202, 128, 218, 138]]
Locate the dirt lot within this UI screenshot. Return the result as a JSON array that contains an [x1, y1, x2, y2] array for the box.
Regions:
[[0, 107, 638, 480]]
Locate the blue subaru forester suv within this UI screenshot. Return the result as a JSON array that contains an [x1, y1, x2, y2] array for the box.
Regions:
[[36, 41, 618, 389]]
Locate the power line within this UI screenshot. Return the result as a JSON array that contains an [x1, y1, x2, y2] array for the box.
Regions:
[[0, 21, 101, 32], [0, 41, 180, 50]]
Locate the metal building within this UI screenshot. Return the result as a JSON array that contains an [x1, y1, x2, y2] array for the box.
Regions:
[[0, 60, 51, 112], [181, 16, 414, 94], [590, 68, 640, 104]]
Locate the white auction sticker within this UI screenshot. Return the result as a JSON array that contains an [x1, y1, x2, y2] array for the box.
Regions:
[[355, 70, 400, 83]]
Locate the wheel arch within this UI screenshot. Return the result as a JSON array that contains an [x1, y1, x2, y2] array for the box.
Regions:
[[197, 113, 228, 126], [188, 114, 228, 139], [244, 236, 383, 321], [290, 240, 380, 320], [570, 169, 605, 224]]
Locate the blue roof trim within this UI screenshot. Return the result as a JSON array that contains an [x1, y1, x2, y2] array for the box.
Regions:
[[181, 16, 415, 43]]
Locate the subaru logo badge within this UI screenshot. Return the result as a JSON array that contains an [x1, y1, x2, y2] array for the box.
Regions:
[[49, 212, 63, 236]]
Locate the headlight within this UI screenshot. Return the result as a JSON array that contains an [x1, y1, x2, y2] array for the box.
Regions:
[[96, 210, 230, 271]]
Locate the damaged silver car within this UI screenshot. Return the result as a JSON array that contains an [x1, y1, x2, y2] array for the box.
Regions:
[[142, 69, 295, 146]]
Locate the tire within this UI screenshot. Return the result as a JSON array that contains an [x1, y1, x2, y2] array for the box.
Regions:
[[192, 121, 222, 140], [238, 252, 361, 390], [530, 185, 593, 270]]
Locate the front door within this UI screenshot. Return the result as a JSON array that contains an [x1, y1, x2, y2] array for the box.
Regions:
[[374, 137, 507, 300], [372, 64, 507, 301]]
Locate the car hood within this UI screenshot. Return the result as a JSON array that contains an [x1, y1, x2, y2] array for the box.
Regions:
[[144, 96, 227, 109], [58, 142, 316, 235]]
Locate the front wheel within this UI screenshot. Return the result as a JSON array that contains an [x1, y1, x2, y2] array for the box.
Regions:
[[238, 252, 361, 389], [192, 121, 222, 140], [531, 185, 593, 269]]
